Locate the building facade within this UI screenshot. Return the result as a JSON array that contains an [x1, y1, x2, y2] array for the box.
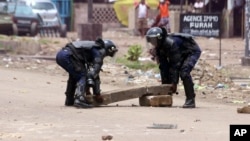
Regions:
[[71, 0, 245, 38]]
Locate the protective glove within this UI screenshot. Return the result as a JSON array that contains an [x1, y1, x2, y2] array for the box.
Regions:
[[148, 48, 156, 58], [87, 71, 96, 79]]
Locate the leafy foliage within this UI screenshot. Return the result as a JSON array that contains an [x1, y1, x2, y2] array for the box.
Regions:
[[126, 44, 142, 61], [116, 57, 159, 72]]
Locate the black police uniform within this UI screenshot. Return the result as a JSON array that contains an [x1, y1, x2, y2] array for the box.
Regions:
[[56, 38, 117, 108], [146, 27, 202, 108]]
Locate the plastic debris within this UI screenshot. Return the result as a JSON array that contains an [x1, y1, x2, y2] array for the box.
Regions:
[[147, 123, 177, 129], [215, 83, 225, 89], [232, 100, 246, 104]]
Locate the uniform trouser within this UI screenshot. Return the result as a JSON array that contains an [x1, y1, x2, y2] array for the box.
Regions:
[[179, 52, 201, 99], [92, 75, 101, 95], [56, 49, 87, 99], [159, 52, 201, 99]]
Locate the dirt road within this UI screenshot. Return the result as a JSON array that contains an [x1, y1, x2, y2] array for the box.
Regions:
[[0, 67, 249, 141]]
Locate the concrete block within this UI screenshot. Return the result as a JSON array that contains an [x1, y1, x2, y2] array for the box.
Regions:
[[139, 95, 172, 107]]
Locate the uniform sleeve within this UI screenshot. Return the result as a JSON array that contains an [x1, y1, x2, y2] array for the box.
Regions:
[[167, 37, 182, 84], [169, 42, 180, 85], [89, 48, 105, 78], [181, 38, 201, 72]]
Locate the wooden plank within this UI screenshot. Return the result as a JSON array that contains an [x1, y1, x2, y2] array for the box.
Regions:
[[146, 84, 172, 95], [85, 84, 172, 106]]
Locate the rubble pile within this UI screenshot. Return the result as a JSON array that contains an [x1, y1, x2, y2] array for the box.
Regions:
[[191, 59, 250, 104], [1, 53, 250, 104], [0, 56, 242, 89], [101, 63, 160, 86], [192, 59, 235, 88]]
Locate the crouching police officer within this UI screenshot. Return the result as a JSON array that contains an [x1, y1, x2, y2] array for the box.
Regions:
[[146, 27, 201, 108], [56, 38, 118, 108]]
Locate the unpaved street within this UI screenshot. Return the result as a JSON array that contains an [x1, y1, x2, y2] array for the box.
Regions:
[[1, 30, 250, 141], [0, 67, 249, 141]]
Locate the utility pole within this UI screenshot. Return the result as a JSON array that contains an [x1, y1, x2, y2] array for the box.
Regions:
[[208, 0, 211, 13], [180, 0, 184, 14], [245, 0, 250, 57], [242, 0, 250, 65], [88, 0, 93, 23], [78, 0, 102, 40]]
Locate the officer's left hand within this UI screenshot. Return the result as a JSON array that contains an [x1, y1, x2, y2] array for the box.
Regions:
[[170, 83, 177, 93], [94, 94, 104, 103]]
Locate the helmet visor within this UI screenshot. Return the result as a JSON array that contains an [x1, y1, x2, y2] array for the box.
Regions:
[[108, 46, 118, 57], [146, 37, 158, 47]]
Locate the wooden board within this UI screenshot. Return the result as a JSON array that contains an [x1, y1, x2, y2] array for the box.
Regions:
[[85, 84, 172, 106]]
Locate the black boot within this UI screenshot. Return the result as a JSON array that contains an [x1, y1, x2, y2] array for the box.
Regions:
[[74, 96, 93, 108], [65, 96, 75, 106], [183, 98, 195, 108], [65, 77, 76, 106], [73, 80, 93, 108], [182, 78, 196, 108]]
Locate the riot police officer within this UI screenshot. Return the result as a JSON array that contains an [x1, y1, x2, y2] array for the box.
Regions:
[[56, 38, 118, 108], [146, 27, 201, 108]]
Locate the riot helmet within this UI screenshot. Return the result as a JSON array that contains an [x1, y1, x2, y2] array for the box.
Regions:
[[103, 40, 118, 57], [146, 27, 165, 47]]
